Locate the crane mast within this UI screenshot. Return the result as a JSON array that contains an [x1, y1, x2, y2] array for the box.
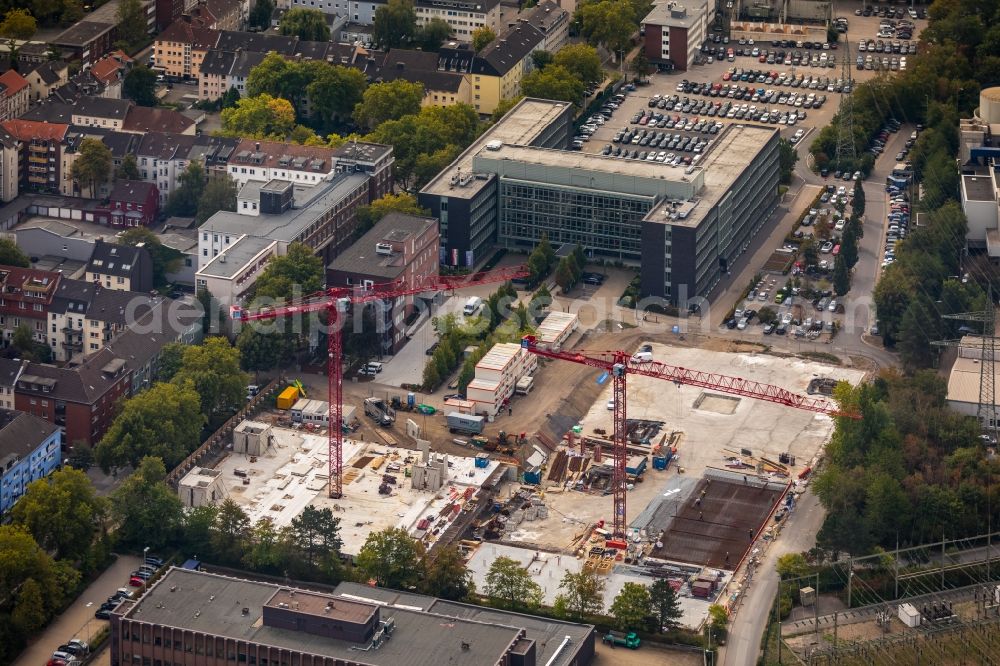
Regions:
[[231, 265, 529, 497]]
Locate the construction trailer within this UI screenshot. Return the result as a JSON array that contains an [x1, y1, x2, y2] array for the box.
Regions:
[[466, 342, 537, 417]]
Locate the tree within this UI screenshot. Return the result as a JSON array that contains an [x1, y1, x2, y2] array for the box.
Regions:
[[610, 582, 652, 631], [11, 578, 46, 635], [69, 137, 111, 197], [833, 254, 850, 296], [172, 337, 247, 422], [417, 17, 451, 50], [778, 137, 798, 184], [123, 65, 157, 106], [841, 223, 859, 269], [422, 360, 441, 391], [372, 0, 417, 49], [484, 556, 543, 610], [211, 498, 250, 564], [181, 504, 217, 558], [221, 94, 296, 140], [118, 227, 182, 287], [354, 79, 424, 129], [707, 603, 729, 641], [61, 1, 84, 26], [0, 9, 36, 66], [554, 570, 604, 620], [520, 64, 585, 104], [165, 161, 206, 217], [531, 49, 553, 70], [287, 505, 343, 574], [305, 63, 368, 131], [279, 8, 330, 40], [576, 0, 637, 58], [0, 238, 29, 267], [221, 86, 241, 109], [244, 518, 283, 572], [555, 256, 574, 293], [158, 341, 186, 381], [66, 442, 94, 470], [11, 323, 35, 356], [648, 579, 682, 632], [250, 0, 274, 30], [472, 25, 495, 51], [630, 50, 652, 80], [553, 43, 603, 86], [116, 0, 147, 50], [253, 242, 324, 300], [356, 527, 426, 589], [115, 153, 140, 181], [776, 553, 810, 578], [8, 468, 107, 561], [356, 192, 428, 234], [852, 179, 865, 217], [235, 327, 286, 374], [195, 174, 237, 224], [757, 306, 777, 324], [110, 456, 184, 549], [422, 545, 474, 600], [95, 381, 204, 471]]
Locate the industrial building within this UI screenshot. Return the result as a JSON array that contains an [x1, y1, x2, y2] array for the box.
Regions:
[[946, 336, 1000, 427], [467, 342, 538, 417], [959, 87, 1000, 256], [109, 568, 595, 666], [420, 98, 780, 305]]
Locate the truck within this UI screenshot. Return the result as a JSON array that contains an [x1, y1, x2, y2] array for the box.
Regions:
[[463, 296, 483, 316], [364, 398, 395, 426], [446, 411, 485, 435], [602, 631, 641, 649]]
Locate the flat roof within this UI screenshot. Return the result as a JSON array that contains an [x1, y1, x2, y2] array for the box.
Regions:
[[948, 355, 1000, 405], [202, 173, 370, 243], [475, 142, 702, 190], [126, 569, 522, 666], [196, 236, 276, 279], [646, 123, 777, 227], [642, 0, 708, 28], [963, 174, 996, 201], [421, 98, 573, 197]]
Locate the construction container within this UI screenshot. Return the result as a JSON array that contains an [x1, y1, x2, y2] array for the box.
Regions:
[[523, 466, 542, 484], [625, 455, 648, 476], [652, 451, 673, 470], [799, 586, 816, 606], [691, 581, 713, 598], [474, 454, 490, 468], [276, 386, 299, 410]]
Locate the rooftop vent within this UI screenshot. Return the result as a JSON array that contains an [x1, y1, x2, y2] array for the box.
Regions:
[[485, 140, 503, 151]]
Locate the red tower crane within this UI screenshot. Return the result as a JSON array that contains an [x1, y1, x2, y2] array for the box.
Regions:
[[519, 335, 860, 548], [230, 266, 529, 498]]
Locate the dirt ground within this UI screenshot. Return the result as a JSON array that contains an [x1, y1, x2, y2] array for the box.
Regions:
[[592, 640, 705, 665]]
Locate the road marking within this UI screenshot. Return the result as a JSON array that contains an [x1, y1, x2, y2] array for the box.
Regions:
[[663, 488, 681, 497]]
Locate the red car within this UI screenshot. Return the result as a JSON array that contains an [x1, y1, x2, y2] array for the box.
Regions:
[[129, 576, 144, 587], [722, 72, 732, 80]]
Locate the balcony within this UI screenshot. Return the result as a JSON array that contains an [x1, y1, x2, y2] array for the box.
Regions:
[[27, 175, 46, 184], [28, 154, 47, 164]]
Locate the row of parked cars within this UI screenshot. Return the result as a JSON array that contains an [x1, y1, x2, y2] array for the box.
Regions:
[[858, 38, 918, 55], [682, 76, 833, 106], [882, 194, 911, 268], [856, 4, 924, 19], [47, 640, 89, 666], [571, 90, 631, 149], [857, 54, 908, 71]]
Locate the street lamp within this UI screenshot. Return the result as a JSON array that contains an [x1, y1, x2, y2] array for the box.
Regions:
[[142, 546, 149, 596]]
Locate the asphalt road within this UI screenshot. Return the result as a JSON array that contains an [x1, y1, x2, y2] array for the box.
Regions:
[[12, 555, 141, 666]]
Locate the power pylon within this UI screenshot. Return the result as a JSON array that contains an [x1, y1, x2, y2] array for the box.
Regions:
[[834, 33, 856, 172]]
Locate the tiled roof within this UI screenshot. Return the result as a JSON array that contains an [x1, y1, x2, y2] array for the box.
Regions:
[[90, 55, 126, 84], [1, 119, 69, 142], [123, 106, 195, 134], [0, 70, 29, 96], [137, 131, 197, 160], [474, 24, 544, 76], [0, 410, 59, 463], [369, 50, 464, 93], [107, 180, 157, 205], [29, 61, 66, 86], [157, 17, 220, 48], [230, 138, 338, 171], [74, 96, 133, 121]]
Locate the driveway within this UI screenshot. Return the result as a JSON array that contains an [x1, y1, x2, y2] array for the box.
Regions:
[[13, 555, 142, 666]]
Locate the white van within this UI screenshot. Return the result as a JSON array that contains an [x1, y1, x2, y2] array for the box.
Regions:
[[463, 296, 484, 316], [631, 351, 653, 363]]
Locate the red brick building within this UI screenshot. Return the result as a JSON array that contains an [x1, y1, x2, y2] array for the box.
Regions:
[[15, 349, 131, 446], [0, 267, 61, 348], [96, 180, 160, 227]]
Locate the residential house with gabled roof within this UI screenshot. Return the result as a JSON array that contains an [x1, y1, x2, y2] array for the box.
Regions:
[[94, 180, 161, 228], [72, 96, 133, 130], [153, 17, 221, 80], [0, 70, 30, 122], [466, 23, 545, 114], [123, 106, 196, 135], [23, 62, 69, 102], [61, 127, 142, 198], [0, 358, 26, 410], [0, 266, 61, 347], [89, 50, 133, 99], [0, 409, 61, 513], [364, 49, 470, 108], [85, 239, 154, 293]]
